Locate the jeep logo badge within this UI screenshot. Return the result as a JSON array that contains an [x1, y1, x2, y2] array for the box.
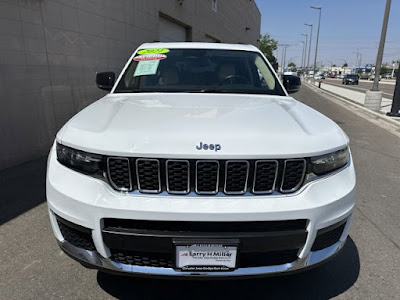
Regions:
[[196, 142, 221, 152]]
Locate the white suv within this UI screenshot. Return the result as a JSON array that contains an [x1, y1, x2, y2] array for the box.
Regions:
[[46, 42, 356, 278]]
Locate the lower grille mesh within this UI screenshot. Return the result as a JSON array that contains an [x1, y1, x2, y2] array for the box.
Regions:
[[109, 249, 299, 269], [57, 218, 95, 251], [312, 222, 346, 251], [111, 250, 173, 268]]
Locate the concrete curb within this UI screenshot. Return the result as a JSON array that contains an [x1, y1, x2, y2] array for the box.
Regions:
[[303, 81, 400, 130]]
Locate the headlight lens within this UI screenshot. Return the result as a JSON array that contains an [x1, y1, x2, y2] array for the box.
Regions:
[[310, 147, 349, 175], [56, 143, 103, 174]]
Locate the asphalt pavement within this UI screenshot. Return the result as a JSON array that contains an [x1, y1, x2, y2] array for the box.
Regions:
[[1, 84, 400, 299], [324, 78, 395, 98]]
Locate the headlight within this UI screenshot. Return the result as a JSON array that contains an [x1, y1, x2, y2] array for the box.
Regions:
[[310, 147, 349, 175], [56, 143, 103, 174]]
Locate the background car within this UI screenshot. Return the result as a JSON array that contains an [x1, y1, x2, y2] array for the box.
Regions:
[[384, 73, 392, 79], [342, 74, 359, 85], [369, 74, 381, 81]]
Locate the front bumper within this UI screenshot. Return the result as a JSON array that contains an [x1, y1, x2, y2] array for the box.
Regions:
[[46, 148, 356, 277], [57, 234, 348, 278]]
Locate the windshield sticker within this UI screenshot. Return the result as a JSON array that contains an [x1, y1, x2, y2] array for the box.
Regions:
[[137, 48, 170, 55], [134, 54, 167, 61], [133, 60, 160, 77]]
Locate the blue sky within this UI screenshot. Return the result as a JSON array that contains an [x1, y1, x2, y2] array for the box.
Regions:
[[254, 0, 400, 68]]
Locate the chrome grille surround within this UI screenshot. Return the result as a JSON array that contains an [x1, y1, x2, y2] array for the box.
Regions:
[[165, 160, 190, 195], [224, 160, 250, 195], [136, 158, 161, 194], [106, 157, 310, 196], [195, 160, 220, 195], [107, 157, 132, 192], [280, 159, 307, 193], [252, 160, 279, 194]]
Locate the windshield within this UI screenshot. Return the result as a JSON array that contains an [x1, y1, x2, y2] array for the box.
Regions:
[[348, 75, 358, 78], [114, 49, 285, 96]]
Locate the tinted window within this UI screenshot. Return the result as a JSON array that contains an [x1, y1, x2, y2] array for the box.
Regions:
[[114, 49, 285, 96]]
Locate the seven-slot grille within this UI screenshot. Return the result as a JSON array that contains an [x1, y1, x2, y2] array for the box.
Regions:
[[106, 158, 307, 195]]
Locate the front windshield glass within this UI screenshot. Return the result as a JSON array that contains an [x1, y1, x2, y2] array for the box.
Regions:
[[114, 49, 286, 96]]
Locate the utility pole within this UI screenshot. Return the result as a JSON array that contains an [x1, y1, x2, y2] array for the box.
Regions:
[[311, 6, 322, 79], [365, 0, 392, 111], [304, 24, 313, 76]]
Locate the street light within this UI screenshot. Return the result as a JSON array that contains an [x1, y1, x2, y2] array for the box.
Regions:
[[365, 0, 392, 111], [282, 44, 295, 72], [304, 24, 313, 75], [310, 6, 322, 79], [327, 60, 333, 73], [352, 51, 362, 73], [299, 41, 305, 69], [301, 33, 308, 71], [278, 44, 290, 73]]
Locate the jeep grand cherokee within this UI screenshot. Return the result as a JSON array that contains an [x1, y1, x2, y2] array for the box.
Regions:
[[46, 42, 356, 278]]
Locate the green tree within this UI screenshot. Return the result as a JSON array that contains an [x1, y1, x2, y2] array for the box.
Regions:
[[343, 63, 348, 68], [259, 34, 278, 70], [332, 64, 337, 67], [288, 62, 297, 71], [380, 65, 388, 75]]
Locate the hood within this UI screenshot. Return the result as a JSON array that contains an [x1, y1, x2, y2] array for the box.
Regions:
[[57, 93, 348, 159]]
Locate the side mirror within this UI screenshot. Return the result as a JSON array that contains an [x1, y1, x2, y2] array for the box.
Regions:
[[96, 72, 115, 91], [283, 75, 301, 94]]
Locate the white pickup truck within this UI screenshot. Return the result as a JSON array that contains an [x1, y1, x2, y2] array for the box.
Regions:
[[46, 42, 356, 278]]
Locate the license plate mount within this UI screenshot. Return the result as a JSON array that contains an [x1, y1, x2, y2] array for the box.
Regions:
[[174, 239, 239, 272]]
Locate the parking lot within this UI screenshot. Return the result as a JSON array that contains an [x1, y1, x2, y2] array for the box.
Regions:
[[1, 84, 400, 299]]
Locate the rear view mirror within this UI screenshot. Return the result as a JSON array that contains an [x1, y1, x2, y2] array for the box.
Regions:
[[96, 72, 115, 91], [283, 75, 301, 94]]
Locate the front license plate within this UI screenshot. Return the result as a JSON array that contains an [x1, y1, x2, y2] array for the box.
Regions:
[[176, 244, 237, 271]]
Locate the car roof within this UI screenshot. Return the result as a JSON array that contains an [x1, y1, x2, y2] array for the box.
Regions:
[[138, 42, 261, 53]]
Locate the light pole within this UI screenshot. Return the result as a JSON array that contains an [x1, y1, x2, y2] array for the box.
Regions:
[[353, 51, 362, 74], [301, 33, 308, 72], [299, 41, 305, 69], [282, 44, 294, 72], [327, 60, 333, 73], [337, 59, 347, 75], [304, 24, 313, 76], [365, 0, 392, 111], [311, 6, 322, 78], [278, 44, 290, 73]]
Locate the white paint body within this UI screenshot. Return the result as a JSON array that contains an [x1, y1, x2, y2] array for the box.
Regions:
[[46, 42, 356, 277]]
